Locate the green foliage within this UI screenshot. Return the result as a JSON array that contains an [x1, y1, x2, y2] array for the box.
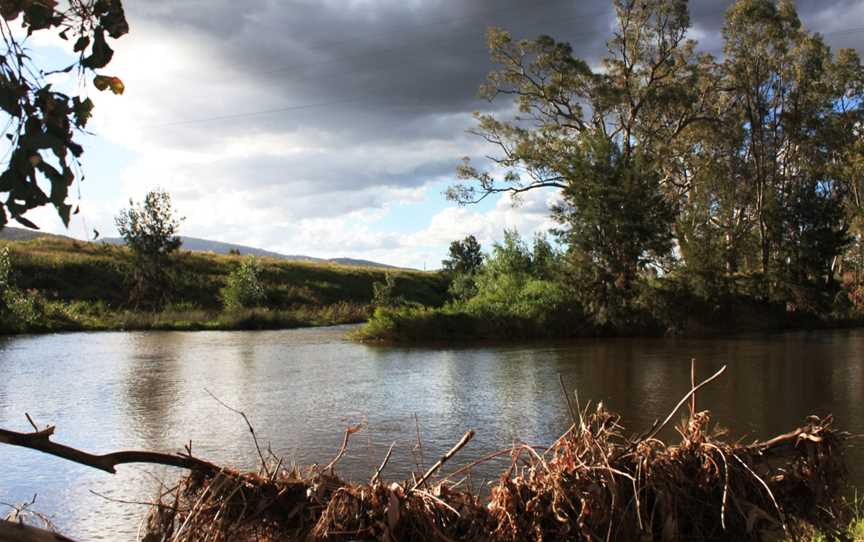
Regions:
[[115, 189, 183, 258], [0, 245, 80, 332], [115, 189, 183, 307], [552, 137, 675, 291], [442, 235, 483, 275], [447, 271, 478, 301], [456, 230, 575, 325], [447, 0, 864, 323], [442, 235, 485, 301], [0, 246, 38, 328], [221, 256, 266, 310], [372, 272, 404, 308], [0, 237, 448, 333], [0, 0, 128, 228]]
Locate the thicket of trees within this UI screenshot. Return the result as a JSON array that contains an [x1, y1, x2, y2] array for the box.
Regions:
[[447, 0, 864, 325]]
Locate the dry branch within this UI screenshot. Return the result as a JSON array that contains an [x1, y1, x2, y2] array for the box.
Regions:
[[0, 424, 221, 475], [410, 430, 474, 492]]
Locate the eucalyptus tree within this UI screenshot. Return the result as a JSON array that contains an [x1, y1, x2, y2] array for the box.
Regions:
[[711, 0, 861, 294], [448, 0, 714, 305], [0, 0, 128, 229]]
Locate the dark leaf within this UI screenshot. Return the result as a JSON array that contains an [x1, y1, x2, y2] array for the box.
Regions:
[[67, 141, 83, 157], [13, 214, 39, 230], [95, 0, 129, 38], [81, 28, 113, 69], [1, 3, 23, 21], [73, 36, 90, 53], [0, 83, 19, 116], [73, 97, 94, 128], [57, 202, 71, 226], [0, 169, 17, 191], [22, 0, 60, 32]]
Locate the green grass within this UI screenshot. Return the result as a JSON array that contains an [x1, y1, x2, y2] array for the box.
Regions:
[[0, 238, 449, 334], [351, 303, 592, 343]]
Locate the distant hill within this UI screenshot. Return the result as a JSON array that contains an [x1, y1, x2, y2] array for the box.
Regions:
[[0, 226, 73, 242], [99, 234, 399, 269], [1, 226, 399, 269]]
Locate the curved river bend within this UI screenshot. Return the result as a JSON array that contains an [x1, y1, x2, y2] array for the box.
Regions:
[[2, 326, 863, 540]]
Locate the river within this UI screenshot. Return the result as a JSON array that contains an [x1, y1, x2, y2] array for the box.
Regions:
[[1, 326, 863, 540]]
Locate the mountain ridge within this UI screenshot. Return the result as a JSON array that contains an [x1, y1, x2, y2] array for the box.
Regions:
[[0, 226, 400, 269]]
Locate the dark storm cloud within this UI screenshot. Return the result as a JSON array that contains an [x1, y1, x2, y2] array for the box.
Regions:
[[116, 0, 863, 226], [130, 0, 861, 134]]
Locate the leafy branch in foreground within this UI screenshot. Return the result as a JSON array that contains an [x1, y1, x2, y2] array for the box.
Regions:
[[0, 0, 128, 229]]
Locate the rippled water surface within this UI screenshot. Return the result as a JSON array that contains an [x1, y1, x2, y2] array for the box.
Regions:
[[2, 326, 863, 540]]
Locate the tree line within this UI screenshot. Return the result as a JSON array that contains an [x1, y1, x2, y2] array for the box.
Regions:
[[446, 0, 864, 326]]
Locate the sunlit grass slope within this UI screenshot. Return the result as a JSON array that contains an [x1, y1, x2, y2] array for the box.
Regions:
[[0, 238, 448, 333]]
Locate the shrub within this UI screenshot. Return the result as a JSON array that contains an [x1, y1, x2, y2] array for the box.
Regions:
[[372, 272, 404, 308], [221, 256, 266, 310]]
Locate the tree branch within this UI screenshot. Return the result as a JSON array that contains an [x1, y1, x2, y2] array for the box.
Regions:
[[0, 424, 222, 475]]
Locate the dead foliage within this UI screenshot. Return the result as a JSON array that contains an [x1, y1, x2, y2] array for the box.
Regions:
[[141, 365, 849, 542]]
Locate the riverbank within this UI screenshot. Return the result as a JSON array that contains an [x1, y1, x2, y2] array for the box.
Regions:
[[353, 299, 864, 344], [0, 238, 448, 334]]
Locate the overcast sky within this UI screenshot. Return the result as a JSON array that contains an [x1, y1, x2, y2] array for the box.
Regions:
[[26, 0, 864, 268]]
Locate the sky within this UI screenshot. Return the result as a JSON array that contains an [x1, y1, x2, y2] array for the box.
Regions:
[[18, 0, 864, 269]]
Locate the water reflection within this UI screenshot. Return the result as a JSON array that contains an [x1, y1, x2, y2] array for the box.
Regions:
[[0, 327, 863, 540]]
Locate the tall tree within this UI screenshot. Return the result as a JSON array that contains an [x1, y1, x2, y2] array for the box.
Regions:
[[442, 235, 483, 275], [710, 0, 859, 294], [448, 0, 706, 309]]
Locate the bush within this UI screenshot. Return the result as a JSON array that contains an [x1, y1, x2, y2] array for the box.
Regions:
[[221, 256, 266, 310], [372, 272, 404, 308]]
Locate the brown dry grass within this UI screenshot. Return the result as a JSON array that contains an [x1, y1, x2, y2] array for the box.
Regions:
[[142, 397, 847, 541]]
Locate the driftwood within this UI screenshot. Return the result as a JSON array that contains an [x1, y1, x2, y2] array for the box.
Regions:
[[0, 424, 222, 475], [138, 365, 849, 542], [0, 365, 852, 541], [0, 519, 78, 542]]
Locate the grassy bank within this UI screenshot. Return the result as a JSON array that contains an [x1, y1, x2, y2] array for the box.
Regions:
[[354, 277, 864, 343], [0, 238, 448, 334]]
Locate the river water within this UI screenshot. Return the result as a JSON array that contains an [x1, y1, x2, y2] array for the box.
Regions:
[[1, 326, 863, 540]]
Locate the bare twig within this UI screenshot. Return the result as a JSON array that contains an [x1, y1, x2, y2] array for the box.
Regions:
[[325, 424, 364, 474], [733, 453, 788, 536], [24, 413, 39, 432], [410, 430, 474, 492], [413, 413, 425, 473], [203, 388, 270, 478], [645, 365, 727, 442], [558, 373, 579, 429], [88, 490, 178, 511], [689, 358, 696, 421], [370, 442, 396, 485]]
